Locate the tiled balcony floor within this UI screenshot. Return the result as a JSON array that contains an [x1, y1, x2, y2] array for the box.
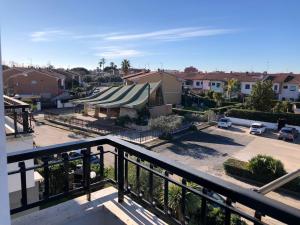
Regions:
[[12, 187, 167, 225]]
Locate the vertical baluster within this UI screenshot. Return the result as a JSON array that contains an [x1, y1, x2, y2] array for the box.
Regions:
[[124, 153, 129, 191], [62, 153, 69, 193], [114, 148, 118, 182], [83, 147, 91, 201], [181, 178, 187, 224], [22, 109, 29, 133], [149, 164, 154, 205], [136, 158, 141, 197], [200, 189, 208, 225], [254, 211, 262, 225], [19, 162, 28, 207], [13, 109, 18, 137], [225, 198, 232, 225], [42, 157, 50, 199], [164, 171, 169, 215], [97, 146, 104, 180], [117, 148, 124, 203]]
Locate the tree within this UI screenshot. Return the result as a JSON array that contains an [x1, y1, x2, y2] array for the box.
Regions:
[[121, 59, 130, 75], [184, 66, 198, 73], [226, 78, 240, 100], [99, 58, 105, 71], [2, 65, 9, 70], [70, 67, 90, 75], [213, 92, 223, 107], [247, 80, 275, 111]]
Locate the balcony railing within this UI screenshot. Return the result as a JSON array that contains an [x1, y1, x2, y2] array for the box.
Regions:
[[4, 95, 33, 137], [7, 136, 300, 225]]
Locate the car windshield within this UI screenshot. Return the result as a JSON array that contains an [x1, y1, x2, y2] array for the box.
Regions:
[[220, 118, 228, 122]]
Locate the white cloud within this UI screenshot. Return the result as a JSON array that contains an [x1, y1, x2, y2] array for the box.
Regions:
[[30, 29, 68, 42], [94, 46, 143, 59], [105, 27, 234, 41], [72, 32, 121, 39]]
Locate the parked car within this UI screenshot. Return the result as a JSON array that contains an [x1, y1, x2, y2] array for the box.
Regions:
[[249, 123, 266, 135], [278, 127, 298, 142], [68, 151, 100, 164], [217, 118, 232, 128]]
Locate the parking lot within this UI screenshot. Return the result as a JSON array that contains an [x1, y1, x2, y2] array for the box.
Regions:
[[152, 125, 300, 175]]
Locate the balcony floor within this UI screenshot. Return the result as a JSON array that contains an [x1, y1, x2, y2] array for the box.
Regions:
[[12, 187, 167, 225]]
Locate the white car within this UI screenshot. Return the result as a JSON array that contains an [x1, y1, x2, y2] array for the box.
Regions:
[[217, 118, 232, 128], [249, 123, 266, 135]]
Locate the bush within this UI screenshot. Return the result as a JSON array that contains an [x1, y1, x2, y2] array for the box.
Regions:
[[226, 109, 300, 126], [184, 113, 207, 122], [248, 155, 286, 182], [224, 157, 300, 194], [149, 115, 183, 134], [115, 115, 132, 127]]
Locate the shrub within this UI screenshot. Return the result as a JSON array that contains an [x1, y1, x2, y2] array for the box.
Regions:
[[115, 115, 132, 127], [184, 113, 207, 122], [248, 155, 286, 182], [224, 157, 300, 194], [149, 115, 183, 134], [226, 109, 300, 126]]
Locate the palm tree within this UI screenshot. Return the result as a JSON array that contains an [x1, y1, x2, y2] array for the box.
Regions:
[[226, 78, 239, 100], [213, 92, 223, 107], [99, 58, 105, 71], [121, 59, 130, 75]]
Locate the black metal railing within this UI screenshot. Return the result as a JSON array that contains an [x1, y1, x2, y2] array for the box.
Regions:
[[4, 96, 33, 137], [7, 136, 300, 225]]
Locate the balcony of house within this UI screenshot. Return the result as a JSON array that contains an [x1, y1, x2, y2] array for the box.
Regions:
[[4, 95, 33, 137], [7, 136, 300, 225]]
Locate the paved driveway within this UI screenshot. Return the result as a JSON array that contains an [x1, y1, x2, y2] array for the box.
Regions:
[[152, 126, 255, 175]]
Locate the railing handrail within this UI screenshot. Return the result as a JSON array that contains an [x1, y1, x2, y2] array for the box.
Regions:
[[7, 135, 300, 224]]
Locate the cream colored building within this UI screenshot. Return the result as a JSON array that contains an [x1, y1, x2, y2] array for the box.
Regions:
[[123, 71, 182, 105]]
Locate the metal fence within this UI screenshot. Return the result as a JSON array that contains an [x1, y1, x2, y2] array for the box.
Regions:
[[7, 136, 300, 225]]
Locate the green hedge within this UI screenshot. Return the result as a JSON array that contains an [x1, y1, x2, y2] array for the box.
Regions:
[[172, 108, 205, 116], [226, 109, 300, 126], [211, 104, 242, 114], [224, 158, 300, 194]]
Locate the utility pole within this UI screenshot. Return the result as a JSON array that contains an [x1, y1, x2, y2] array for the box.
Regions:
[[0, 32, 12, 225]]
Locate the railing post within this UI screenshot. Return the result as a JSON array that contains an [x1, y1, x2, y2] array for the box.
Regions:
[[200, 189, 207, 225], [181, 178, 187, 224], [254, 211, 262, 225], [117, 148, 124, 203], [18, 161, 28, 207], [62, 153, 69, 193], [22, 109, 29, 133], [124, 153, 129, 191], [164, 171, 169, 215], [97, 146, 104, 180], [225, 198, 232, 225], [82, 147, 91, 201], [42, 157, 50, 199], [149, 164, 154, 205], [13, 109, 18, 137], [136, 158, 141, 197], [114, 148, 118, 181]]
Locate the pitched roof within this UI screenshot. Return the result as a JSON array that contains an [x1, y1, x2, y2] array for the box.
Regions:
[[177, 72, 262, 82], [4, 67, 66, 80], [264, 74, 300, 85], [124, 70, 179, 81]]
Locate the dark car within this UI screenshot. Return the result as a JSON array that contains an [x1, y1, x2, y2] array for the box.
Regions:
[[278, 127, 298, 142], [68, 151, 100, 164]]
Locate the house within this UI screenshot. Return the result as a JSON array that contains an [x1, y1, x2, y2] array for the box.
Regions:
[[264, 74, 300, 101], [3, 67, 66, 99], [123, 70, 182, 105]]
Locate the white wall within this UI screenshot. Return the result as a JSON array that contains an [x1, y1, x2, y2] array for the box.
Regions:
[[226, 116, 300, 132], [192, 80, 203, 89], [210, 81, 224, 93], [241, 82, 255, 95], [279, 84, 300, 101], [202, 80, 210, 90], [6, 136, 35, 193]]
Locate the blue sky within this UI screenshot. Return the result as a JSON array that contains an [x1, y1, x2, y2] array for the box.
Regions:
[[0, 0, 299, 72]]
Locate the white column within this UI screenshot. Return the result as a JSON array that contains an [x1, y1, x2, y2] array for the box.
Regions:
[[0, 35, 11, 224]]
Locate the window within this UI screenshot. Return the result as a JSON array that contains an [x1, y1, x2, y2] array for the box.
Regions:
[[31, 80, 37, 85], [289, 85, 296, 91], [196, 81, 200, 86], [273, 85, 278, 91], [290, 98, 295, 101], [211, 82, 215, 86], [283, 85, 288, 89], [200, 81, 203, 85], [245, 84, 250, 89], [216, 83, 221, 88]]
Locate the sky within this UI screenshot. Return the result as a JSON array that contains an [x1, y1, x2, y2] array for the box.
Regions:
[[0, 0, 299, 72]]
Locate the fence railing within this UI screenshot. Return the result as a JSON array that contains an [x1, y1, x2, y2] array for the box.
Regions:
[[7, 136, 300, 225]]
